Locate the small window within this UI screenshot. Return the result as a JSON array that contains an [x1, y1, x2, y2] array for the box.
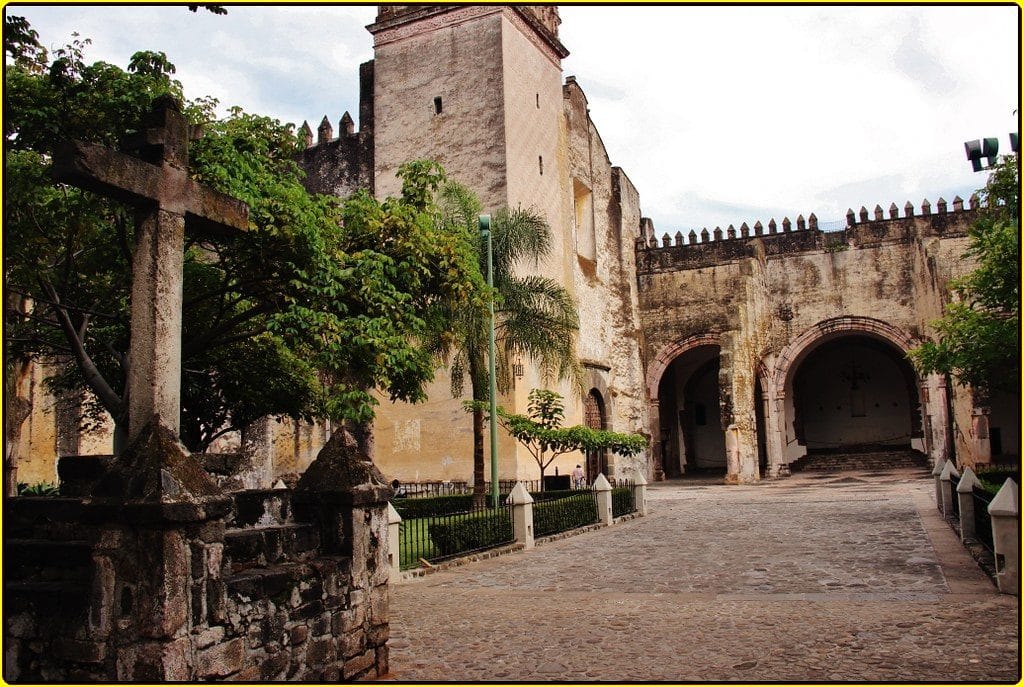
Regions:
[[536, 93, 540, 108], [539, 155, 543, 175], [433, 96, 443, 114]]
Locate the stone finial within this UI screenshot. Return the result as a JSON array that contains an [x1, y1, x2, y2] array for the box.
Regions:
[[507, 481, 534, 505], [740, 222, 749, 238], [931, 457, 946, 477], [937, 197, 947, 213], [952, 195, 964, 212], [768, 218, 777, 234], [846, 208, 856, 225], [317, 115, 333, 144], [662, 233, 671, 247], [859, 206, 869, 223], [782, 217, 791, 232], [969, 193, 980, 210], [873, 204, 884, 221], [713, 226, 723, 241], [340, 111, 355, 136], [727, 224, 736, 239], [299, 121, 313, 149], [939, 461, 960, 480], [957, 467, 981, 494], [674, 230, 683, 246], [700, 228, 710, 243], [592, 473, 612, 492], [754, 220, 763, 236], [990, 478, 1020, 517], [921, 198, 932, 215], [808, 213, 817, 230], [688, 229, 698, 245], [796, 215, 806, 231], [889, 202, 899, 219], [904, 201, 915, 217], [387, 501, 402, 524]]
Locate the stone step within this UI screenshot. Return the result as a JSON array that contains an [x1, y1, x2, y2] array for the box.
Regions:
[[228, 488, 293, 528], [224, 523, 320, 573], [792, 450, 930, 473]]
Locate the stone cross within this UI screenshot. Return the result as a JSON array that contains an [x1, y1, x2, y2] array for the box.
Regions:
[[53, 95, 249, 443]]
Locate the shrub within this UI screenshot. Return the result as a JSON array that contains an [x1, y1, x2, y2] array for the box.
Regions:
[[611, 487, 635, 517], [427, 512, 513, 557], [17, 482, 59, 496], [976, 467, 1019, 497], [392, 494, 474, 520], [529, 488, 576, 503], [533, 493, 598, 537]]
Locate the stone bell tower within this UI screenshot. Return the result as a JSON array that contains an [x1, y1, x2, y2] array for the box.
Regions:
[[367, 5, 569, 216]]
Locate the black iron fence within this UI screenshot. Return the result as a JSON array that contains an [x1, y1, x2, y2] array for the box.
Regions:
[[533, 489, 599, 537], [949, 473, 961, 519], [394, 481, 470, 498], [612, 480, 636, 518], [397, 499, 514, 570], [972, 488, 994, 551]]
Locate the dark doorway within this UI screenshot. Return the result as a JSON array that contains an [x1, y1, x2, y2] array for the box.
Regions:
[[657, 344, 726, 476], [584, 389, 607, 482]]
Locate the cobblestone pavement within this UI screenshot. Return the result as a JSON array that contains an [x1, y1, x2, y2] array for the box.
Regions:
[[385, 469, 1020, 682]]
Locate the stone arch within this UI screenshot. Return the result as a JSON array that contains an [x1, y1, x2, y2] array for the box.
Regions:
[[773, 316, 917, 391], [646, 333, 722, 402]]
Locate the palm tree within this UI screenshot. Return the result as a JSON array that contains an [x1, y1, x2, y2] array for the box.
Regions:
[[432, 182, 582, 499]]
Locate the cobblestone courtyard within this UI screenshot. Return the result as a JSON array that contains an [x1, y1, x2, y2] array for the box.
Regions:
[[386, 468, 1020, 682]]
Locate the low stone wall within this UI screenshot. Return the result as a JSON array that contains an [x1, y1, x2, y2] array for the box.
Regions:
[[4, 428, 392, 682]]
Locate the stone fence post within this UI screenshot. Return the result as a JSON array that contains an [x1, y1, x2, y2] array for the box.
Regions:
[[387, 503, 402, 581], [939, 461, 960, 518], [508, 482, 535, 549], [932, 458, 946, 513], [988, 478, 1020, 596], [956, 467, 981, 541], [293, 430, 394, 679], [631, 469, 648, 516], [593, 474, 613, 526]]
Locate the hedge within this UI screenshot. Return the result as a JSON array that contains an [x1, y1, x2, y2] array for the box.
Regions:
[[533, 494, 598, 537], [392, 494, 475, 520], [611, 487, 635, 517], [427, 512, 514, 557]]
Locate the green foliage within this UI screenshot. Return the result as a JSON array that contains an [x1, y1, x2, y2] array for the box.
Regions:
[[391, 494, 475, 520], [532, 494, 598, 536], [16, 482, 59, 496], [427, 512, 514, 557], [468, 389, 647, 482], [976, 467, 1019, 497], [4, 22, 484, 451], [909, 157, 1020, 393]]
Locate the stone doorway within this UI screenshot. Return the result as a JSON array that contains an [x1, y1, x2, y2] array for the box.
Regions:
[[657, 344, 726, 477], [584, 389, 607, 482], [789, 334, 922, 454]]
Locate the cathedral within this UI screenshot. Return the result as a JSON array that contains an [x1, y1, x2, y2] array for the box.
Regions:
[[12, 5, 1016, 488]]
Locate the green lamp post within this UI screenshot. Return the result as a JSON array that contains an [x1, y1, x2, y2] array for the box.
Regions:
[[479, 215, 500, 508]]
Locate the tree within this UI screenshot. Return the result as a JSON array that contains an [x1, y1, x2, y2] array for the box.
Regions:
[[430, 183, 582, 497], [469, 389, 647, 487], [909, 156, 1020, 395], [4, 20, 484, 461]]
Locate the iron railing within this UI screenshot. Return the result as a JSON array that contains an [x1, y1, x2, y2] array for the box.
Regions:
[[612, 481, 636, 518], [533, 489, 599, 538], [972, 488, 994, 551], [397, 499, 513, 570], [949, 473, 961, 519], [394, 481, 470, 498]]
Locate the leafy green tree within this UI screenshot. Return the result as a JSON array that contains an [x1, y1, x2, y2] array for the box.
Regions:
[[431, 183, 582, 497], [469, 389, 647, 487], [4, 20, 484, 457], [909, 156, 1020, 394]]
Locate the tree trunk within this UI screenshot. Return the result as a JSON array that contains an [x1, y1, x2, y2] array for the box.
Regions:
[[472, 407, 486, 507]]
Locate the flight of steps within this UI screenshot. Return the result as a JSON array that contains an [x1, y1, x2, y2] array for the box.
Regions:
[[790, 448, 930, 473]]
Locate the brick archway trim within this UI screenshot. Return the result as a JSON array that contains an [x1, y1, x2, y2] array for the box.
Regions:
[[646, 333, 722, 402], [772, 316, 918, 390]]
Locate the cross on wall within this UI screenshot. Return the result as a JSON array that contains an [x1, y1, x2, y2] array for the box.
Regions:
[[52, 95, 249, 444]]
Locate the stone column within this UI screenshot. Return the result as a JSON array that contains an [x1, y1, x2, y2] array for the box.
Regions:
[[988, 479, 1020, 596], [630, 469, 648, 516], [939, 461, 959, 518], [293, 430, 394, 679], [648, 401, 664, 481], [956, 467, 981, 541], [387, 503, 403, 581], [508, 482, 534, 549], [86, 420, 231, 681], [593, 474, 613, 526], [932, 457, 946, 512], [971, 404, 993, 467]]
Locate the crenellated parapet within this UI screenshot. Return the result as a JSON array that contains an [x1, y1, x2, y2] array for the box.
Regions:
[[636, 193, 980, 274], [295, 109, 374, 199]]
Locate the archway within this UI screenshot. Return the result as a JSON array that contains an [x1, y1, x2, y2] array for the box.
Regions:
[[786, 333, 925, 456], [583, 389, 607, 482], [656, 343, 726, 477]]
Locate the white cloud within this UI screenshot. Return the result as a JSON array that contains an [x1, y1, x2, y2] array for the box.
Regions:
[[13, 5, 1018, 231]]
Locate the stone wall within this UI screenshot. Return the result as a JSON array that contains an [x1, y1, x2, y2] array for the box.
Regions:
[[4, 428, 391, 682]]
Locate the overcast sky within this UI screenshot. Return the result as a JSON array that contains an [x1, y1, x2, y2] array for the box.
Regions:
[[11, 4, 1020, 232]]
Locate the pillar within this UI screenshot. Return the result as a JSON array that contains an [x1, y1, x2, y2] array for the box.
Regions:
[[956, 467, 981, 541], [988, 479, 1020, 595], [939, 461, 960, 518], [387, 503, 402, 580], [507, 482, 535, 549], [932, 457, 946, 512], [593, 474, 613, 526], [630, 469, 648, 516]]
